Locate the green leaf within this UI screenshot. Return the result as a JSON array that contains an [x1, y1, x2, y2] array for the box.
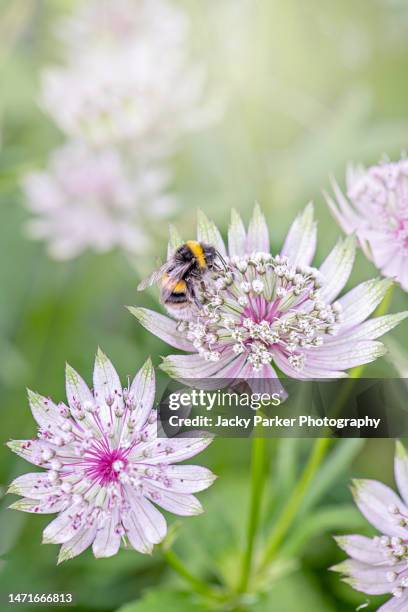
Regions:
[[280, 504, 366, 559], [117, 589, 207, 612], [299, 438, 365, 515], [253, 570, 336, 612]]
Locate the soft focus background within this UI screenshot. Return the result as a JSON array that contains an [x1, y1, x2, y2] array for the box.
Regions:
[[1, 0, 408, 610]]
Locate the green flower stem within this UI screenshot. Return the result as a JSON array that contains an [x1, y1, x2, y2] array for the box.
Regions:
[[162, 548, 225, 602], [238, 436, 266, 593], [257, 284, 396, 573], [258, 436, 332, 571]]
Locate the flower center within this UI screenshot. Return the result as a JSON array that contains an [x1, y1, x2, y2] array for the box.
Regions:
[[84, 445, 128, 486], [178, 253, 342, 373]]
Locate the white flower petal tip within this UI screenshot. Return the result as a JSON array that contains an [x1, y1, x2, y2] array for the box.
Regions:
[[7, 353, 215, 562], [167, 224, 183, 256], [228, 209, 246, 256], [326, 158, 408, 290], [196, 209, 226, 256]]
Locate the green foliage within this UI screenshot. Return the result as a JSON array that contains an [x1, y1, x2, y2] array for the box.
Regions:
[[0, 0, 408, 610]]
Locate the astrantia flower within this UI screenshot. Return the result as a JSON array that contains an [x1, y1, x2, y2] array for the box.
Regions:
[[41, 0, 217, 151], [325, 158, 408, 291], [23, 142, 175, 259], [333, 442, 408, 610], [7, 350, 215, 562], [131, 205, 408, 380]]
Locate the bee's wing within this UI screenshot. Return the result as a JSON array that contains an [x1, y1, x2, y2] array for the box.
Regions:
[[137, 263, 168, 291]]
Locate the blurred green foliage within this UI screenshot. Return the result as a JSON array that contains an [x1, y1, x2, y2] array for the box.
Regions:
[[1, 0, 408, 610]]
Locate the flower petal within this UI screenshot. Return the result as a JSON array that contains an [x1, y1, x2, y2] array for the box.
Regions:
[[57, 525, 97, 564], [325, 176, 363, 233], [9, 497, 66, 514], [122, 488, 167, 552], [148, 465, 217, 494], [131, 433, 213, 464], [338, 278, 393, 327], [129, 307, 194, 351], [309, 340, 386, 369], [167, 223, 183, 258], [379, 591, 408, 611], [196, 210, 227, 256], [325, 313, 408, 346], [352, 479, 408, 537], [93, 348, 124, 424], [43, 504, 84, 544], [8, 472, 59, 499], [65, 363, 94, 411], [129, 357, 155, 431], [160, 353, 234, 379], [318, 236, 356, 303], [245, 204, 270, 254], [228, 209, 247, 256], [27, 390, 64, 431], [334, 535, 387, 564], [394, 441, 408, 508], [93, 507, 121, 558], [146, 487, 203, 516], [332, 559, 395, 595], [281, 202, 316, 266]]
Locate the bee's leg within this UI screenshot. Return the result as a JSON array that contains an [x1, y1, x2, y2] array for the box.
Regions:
[[188, 284, 203, 309]]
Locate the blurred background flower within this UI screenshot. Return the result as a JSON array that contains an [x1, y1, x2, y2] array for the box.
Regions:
[[23, 0, 222, 261], [326, 157, 408, 291], [1, 0, 408, 610]]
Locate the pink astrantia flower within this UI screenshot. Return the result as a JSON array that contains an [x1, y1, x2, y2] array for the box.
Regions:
[[7, 350, 215, 563], [325, 158, 408, 291], [333, 442, 408, 610], [22, 142, 175, 259], [131, 205, 408, 380]]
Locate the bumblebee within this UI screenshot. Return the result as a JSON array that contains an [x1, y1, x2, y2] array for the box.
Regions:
[[138, 240, 225, 319]]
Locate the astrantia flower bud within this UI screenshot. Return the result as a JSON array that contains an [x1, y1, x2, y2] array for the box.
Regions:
[[7, 351, 215, 563]]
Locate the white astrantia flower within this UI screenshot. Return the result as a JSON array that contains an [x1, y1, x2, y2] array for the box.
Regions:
[[333, 442, 408, 610], [7, 350, 215, 562], [131, 205, 408, 380], [22, 142, 176, 259], [41, 0, 219, 151]]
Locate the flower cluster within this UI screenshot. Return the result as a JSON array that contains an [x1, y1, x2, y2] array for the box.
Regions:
[[326, 157, 408, 291], [333, 442, 408, 610], [23, 0, 220, 259], [132, 205, 407, 380], [7, 350, 215, 562], [23, 143, 175, 259]]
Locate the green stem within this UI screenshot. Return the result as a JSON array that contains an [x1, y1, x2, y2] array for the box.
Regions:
[[238, 436, 266, 593], [162, 548, 224, 602], [259, 436, 332, 571], [257, 284, 395, 573]]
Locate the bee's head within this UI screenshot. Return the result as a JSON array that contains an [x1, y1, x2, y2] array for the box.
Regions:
[[201, 244, 217, 267]]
